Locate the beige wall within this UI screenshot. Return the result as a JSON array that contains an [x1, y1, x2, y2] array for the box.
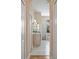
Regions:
[[33, 11, 42, 24]]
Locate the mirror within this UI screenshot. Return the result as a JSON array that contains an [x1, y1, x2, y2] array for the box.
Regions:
[[30, 0, 50, 59]]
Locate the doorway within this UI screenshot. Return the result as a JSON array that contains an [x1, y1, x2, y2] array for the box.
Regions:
[[21, 0, 57, 59]]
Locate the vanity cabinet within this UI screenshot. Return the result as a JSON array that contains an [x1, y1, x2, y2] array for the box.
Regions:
[[32, 33, 41, 48]]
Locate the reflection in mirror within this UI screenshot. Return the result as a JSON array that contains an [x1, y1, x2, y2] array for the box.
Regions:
[[30, 0, 50, 59]]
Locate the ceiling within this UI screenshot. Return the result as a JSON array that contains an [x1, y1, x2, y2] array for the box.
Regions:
[[31, 0, 49, 16]]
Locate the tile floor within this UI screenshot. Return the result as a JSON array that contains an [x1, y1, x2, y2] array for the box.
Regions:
[[31, 40, 50, 55]]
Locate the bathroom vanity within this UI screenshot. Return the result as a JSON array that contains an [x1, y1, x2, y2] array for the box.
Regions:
[[32, 33, 42, 48]]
